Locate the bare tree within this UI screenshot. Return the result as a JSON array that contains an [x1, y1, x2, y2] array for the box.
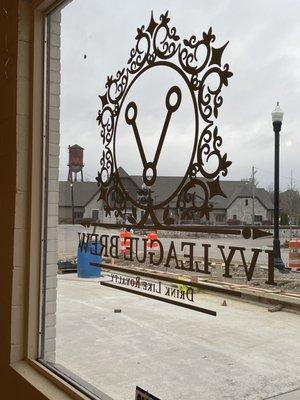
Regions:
[[280, 189, 300, 224], [266, 183, 273, 197]]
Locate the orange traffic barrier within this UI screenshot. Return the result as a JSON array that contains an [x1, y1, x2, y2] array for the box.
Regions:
[[119, 230, 132, 255], [289, 239, 300, 270], [147, 232, 158, 251]]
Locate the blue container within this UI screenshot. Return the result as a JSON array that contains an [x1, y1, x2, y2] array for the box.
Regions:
[[77, 241, 102, 278]]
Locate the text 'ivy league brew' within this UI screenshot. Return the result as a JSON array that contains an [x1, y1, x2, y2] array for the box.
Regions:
[[78, 233, 276, 285]]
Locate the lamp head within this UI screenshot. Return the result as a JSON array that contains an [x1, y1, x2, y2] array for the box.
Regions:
[[272, 102, 284, 123]]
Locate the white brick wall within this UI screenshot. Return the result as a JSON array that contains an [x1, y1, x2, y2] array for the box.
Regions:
[[8, 0, 30, 364], [227, 197, 268, 224], [43, 8, 62, 363], [84, 196, 114, 223], [84, 194, 144, 224]]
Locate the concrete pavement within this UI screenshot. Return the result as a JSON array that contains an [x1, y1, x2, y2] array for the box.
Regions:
[[55, 274, 300, 400]]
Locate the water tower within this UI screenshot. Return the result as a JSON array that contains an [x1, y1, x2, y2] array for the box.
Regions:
[[67, 144, 84, 182]]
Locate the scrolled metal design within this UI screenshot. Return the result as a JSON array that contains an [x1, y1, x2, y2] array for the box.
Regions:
[[177, 179, 212, 220], [96, 148, 114, 188], [179, 32, 213, 80], [96, 11, 233, 228], [106, 69, 129, 105], [98, 175, 127, 220], [197, 126, 231, 180]]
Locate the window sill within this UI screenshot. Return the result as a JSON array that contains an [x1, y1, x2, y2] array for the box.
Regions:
[[11, 359, 91, 400]]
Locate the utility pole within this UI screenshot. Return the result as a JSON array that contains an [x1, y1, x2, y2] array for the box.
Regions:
[[70, 182, 75, 225], [251, 166, 257, 226], [290, 169, 294, 190], [289, 169, 294, 239]]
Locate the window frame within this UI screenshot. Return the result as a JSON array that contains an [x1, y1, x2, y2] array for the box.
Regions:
[[9, 1, 98, 399], [91, 209, 99, 221], [216, 213, 225, 223], [254, 214, 263, 222]]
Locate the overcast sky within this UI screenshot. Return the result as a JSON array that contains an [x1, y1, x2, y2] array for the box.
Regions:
[[59, 0, 300, 190]]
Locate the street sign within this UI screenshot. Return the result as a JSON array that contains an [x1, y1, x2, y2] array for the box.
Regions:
[[135, 386, 161, 400]]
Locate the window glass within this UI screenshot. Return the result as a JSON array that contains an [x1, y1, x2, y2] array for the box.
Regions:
[[92, 209, 99, 220], [40, 1, 300, 400]]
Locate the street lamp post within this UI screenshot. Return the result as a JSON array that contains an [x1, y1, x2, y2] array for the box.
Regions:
[[271, 102, 285, 271], [70, 182, 75, 225]]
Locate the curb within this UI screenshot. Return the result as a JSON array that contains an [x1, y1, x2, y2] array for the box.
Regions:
[[194, 280, 300, 312]]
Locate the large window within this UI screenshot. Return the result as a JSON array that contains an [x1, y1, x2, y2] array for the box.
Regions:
[[39, 2, 300, 400]]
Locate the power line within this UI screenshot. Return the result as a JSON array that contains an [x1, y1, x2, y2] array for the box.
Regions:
[[251, 166, 257, 225]]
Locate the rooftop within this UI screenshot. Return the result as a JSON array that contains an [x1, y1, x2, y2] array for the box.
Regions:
[[59, 168, 273, 211]]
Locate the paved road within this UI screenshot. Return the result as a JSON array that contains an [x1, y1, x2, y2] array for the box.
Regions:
[[55, 274, 300, 400]]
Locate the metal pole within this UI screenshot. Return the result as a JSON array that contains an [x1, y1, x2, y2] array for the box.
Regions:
[[71, 183, 75, 225], [251, 166, 255, 225], [289, 169, 293, 239], [273, 121, 285, 270]]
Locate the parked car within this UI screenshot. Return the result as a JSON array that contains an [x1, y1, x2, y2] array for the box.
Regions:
[[227, 219, 241, 225]]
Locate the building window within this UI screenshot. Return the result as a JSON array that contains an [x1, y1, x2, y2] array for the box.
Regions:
[[74, 211, 84, 219], [233, 214, 237, 220], [216, 214, 225, 222], [110, 191, 116, 201], [245, 199, 248, 206], [92, 209, 99, 220], [254, 215, 263, 222]]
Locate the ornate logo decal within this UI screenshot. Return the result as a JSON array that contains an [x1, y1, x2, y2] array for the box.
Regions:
[[96, 11, 233, 229]]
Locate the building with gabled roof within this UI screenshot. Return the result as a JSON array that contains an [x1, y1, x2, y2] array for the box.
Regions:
[[58, 167, 274, 225], [59, 181, 98, 222]]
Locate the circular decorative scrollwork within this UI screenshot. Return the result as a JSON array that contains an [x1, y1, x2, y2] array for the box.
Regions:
[[96, 11, 233, 227]]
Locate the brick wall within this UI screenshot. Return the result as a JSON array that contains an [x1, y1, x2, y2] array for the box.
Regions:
[[43, 8, 62, 363], [227, 197, 268, 224], [84, 197, 105, 222], [1, 0, 60, 369]]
